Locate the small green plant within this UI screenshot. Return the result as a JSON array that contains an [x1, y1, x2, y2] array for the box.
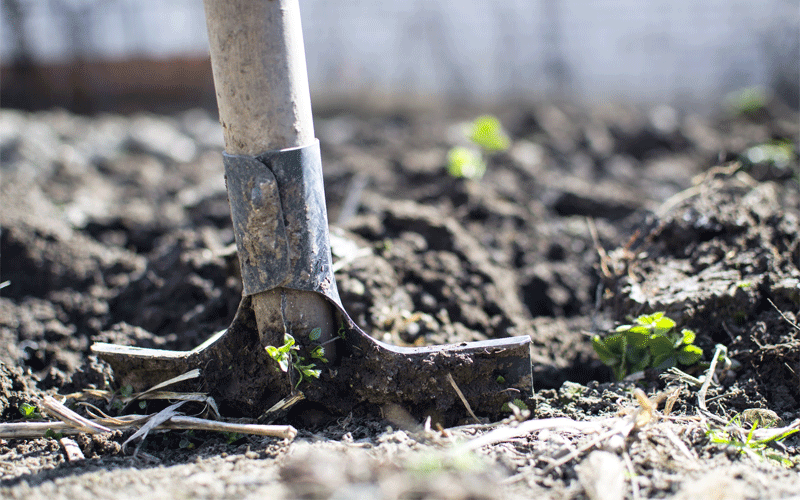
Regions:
[[725, 86, 768, 116], [337, 323, 347, 340], [447, 147, 485, 179], [592, 312, 703, 381], [447, 115, 510, 180], [44, 428, 63, 440], [224, 432, 245, 445], [18, 402, 40, 419], [742, 140, 796, 171], [707, 416, 799, 467], [501, 399, 528, 413], [265, 333, 323, 389]]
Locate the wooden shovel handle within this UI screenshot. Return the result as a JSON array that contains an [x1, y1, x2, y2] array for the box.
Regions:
[[203, 0, 314, 153], [203, 0, 334, 353]]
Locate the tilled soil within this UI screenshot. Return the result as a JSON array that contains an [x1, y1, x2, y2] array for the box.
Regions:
[[0, 102, 798, 499]]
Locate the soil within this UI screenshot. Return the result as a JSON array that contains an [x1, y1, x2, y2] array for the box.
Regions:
[[0, 101, 798, 499]]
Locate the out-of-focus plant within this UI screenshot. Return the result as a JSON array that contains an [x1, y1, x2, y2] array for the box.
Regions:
[[447, 115, 510, 180], [725, 86, 768, 117], [742, 141, 796, 170]]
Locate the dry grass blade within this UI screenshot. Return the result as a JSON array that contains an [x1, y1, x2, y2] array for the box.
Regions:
[[697, 344, 728, 424], [41, 396, 111, 434], [749, 419, 800, 442], [123, 401, 187, 455], [137, 392, 221, 419], [446, 373, 481, 424], [138, 369, 201, 396]]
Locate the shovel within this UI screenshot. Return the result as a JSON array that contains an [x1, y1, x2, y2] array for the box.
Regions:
[[92, 0, 532, 423]]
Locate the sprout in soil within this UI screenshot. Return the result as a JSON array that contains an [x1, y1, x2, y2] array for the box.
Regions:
[[447, 115, 510, 180], [266, 332, 324, 389], [592, 311, 703, 381]]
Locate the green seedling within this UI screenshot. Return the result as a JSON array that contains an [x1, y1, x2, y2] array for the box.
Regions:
[[265, 333, 323, 389], [707, 416, 799, 467], [337, 323, 347, 340], [469, 115, 511, 152], [742, 141, 796, 171], [592, 312, 703, 381], [44, 428, 63, 440], [725, 86, 768, 116], [224, 432, 245, 444], [447, 115, 510, 180], [447, 146, 486, 179], [501, 399, 528, 413], [18, 402, 40, 419]]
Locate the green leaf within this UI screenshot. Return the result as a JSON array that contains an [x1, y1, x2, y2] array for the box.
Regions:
[[469, 115, 510, 152], [603, 333, 626, 355], [120, 385, 134, 398], [266, 346, 291, 372], [652, 353, 677, 370], [636, 312, 663, 327], [309, 328, 322, 342], [628, 325, 650, 336], [627, 329, 651, 348], [592, 335, 619, 366], [277, 355, 290, 372], [652, 315, 676, 335], [44, 429, 63, 440], [681, 329, 696, 345], [626, 346, 651, 374], [501, 399, 528, 412], [311, 346, 328, 363], [647, 335, 674, 357], [677, 345, 703, 365], [447, 146, 486, 179], [19, 403, 37, 418]]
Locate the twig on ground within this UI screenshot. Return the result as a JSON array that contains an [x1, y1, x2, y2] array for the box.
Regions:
[[767, 298, 800, 331], [0, 406, 299, 442], [41, 396, 111, 434], [162, 416, 298, 439], [663, 387, 682, 417], [446, 373, 481, 424], [59, 437, 85, 462]]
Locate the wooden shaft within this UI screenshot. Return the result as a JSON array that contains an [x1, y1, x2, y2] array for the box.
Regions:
[[204, 0, 314, 153], [203, 0, 333, 355]]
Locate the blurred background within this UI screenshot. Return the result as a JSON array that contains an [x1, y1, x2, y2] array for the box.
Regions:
[[1, 0, 798, 115]]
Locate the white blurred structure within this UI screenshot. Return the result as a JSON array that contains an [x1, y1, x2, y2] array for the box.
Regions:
[[1, 0, 798, 110]]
